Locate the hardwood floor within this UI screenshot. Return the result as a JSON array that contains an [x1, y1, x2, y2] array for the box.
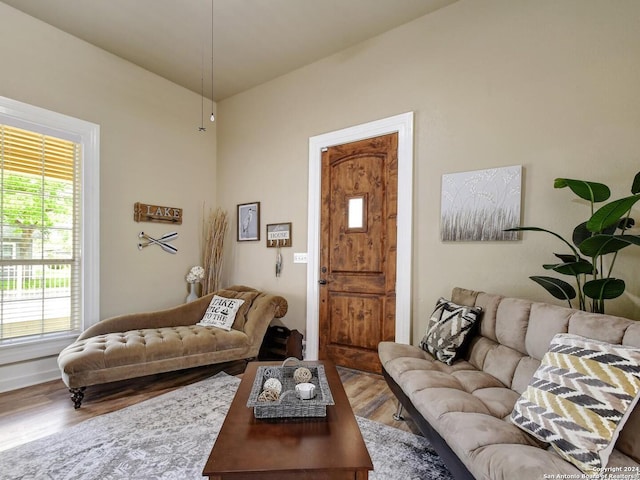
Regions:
[[0, 361, 419, 452]]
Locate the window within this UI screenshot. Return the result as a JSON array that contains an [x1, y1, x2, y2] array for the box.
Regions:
[[347, 195, 366, 230], [1, 124, 80, 341], [0, 97, 99, 363]]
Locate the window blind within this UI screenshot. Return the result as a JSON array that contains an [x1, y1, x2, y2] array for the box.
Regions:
[[0, 124, 82, 343]]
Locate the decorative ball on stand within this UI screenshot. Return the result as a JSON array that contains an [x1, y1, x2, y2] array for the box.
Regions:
[[263, 377, 283, 394], [293, 367, 312, 384], [263, 367, 282, 380], [258, 389, 280, 402]]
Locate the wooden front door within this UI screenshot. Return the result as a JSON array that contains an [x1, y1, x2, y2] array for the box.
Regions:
[[319, 133, 398, 373]]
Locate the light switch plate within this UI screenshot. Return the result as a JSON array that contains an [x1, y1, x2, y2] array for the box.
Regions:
[[293, 252, 308, 264]]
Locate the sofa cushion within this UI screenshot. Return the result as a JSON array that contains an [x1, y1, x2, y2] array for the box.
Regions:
[[474, 292, 503, 343], [511, 333, 640, 475], [524, 303, 572, 360], [440, 412, 544, 455], [494, 298, 531, 354], [59, 325, 248, 373], [378, 341, 431, 368], [412, 387, 493, 424], [473, 387, 521, 419], [469, 443, 583, 479], [409, 371, 519, 423], [483, 343, 526, 388], [511, 356, 542, 395], [420, 298, 482, 365]]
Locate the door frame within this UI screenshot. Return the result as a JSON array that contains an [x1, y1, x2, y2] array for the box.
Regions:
[[305, 112, 414, 360]]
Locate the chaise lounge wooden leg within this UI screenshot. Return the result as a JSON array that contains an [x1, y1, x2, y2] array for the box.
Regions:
[[393, 400, 405, 421], [69, 387, 86, 409]]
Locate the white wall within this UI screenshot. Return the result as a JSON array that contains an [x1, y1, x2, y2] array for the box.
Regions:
[[217, 0, 640, 345], [0, 3, 216, 391]]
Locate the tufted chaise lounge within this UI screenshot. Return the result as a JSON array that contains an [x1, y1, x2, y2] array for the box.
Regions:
[[58, 285, 287, 408]]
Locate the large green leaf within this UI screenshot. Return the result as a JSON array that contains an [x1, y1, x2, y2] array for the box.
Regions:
[[572, 222, 591, 247], [619, 218, 635, 230], [554, 253, 581, 263], [530, 276, 576, 301], [579, 235, 635, 257], [621, 234, 640, 246], [542, 261, 593, 276], [505, 227, 580, 258], [587, 195, 640, 232], [583, 278, 625, 300], [504, 227, 549, 232], [554, 178, 610, 202], [632, 171, 640, 194], [574, 221, 618, 245]]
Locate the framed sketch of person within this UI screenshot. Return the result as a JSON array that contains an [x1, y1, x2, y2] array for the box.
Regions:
[[237, 202, 260, 241]]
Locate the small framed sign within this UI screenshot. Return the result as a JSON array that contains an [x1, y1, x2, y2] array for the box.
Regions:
[[266, 222, 292, 247]]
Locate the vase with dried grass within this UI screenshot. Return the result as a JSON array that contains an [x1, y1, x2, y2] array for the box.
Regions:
[[202, 207, 228, 295]]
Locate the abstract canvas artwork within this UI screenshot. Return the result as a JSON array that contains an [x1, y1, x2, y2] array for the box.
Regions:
[[441, 165, 522, 241]]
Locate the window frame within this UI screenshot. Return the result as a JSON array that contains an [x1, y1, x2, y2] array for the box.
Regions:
[[0, 96, 100, 364]]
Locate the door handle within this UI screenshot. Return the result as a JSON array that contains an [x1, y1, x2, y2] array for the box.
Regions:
[[318, 279, 327, 285]]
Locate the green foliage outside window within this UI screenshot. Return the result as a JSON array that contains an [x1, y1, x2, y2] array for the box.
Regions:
[[2, 172, 73, 238]]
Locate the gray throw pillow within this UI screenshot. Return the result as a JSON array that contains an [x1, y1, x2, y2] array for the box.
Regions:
[[420, 297, 482, 365]]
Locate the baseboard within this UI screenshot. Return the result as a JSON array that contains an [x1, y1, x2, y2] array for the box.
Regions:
[[0, 357, 61, 393]]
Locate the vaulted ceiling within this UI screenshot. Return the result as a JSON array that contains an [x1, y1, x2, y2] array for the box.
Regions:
[[2, 0, 457, 100]]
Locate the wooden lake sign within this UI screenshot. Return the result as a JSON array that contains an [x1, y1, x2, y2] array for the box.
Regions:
[[134, 202, 183, 224]]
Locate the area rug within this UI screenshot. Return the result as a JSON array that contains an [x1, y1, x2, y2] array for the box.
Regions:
[[0, 373, 452, 480]]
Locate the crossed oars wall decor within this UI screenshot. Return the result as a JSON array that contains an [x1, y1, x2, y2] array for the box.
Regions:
[[138, 231, 178, 254]]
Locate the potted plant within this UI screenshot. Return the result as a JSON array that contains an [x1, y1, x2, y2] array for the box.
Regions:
[[506, 171, 640, 313]]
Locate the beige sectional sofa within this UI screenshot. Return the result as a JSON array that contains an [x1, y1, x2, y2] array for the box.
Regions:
[[58, 285, 287, 408], [379, 287, 640, 480]]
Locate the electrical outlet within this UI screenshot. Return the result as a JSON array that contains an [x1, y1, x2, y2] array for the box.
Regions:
[[293, 252, 308, 264]]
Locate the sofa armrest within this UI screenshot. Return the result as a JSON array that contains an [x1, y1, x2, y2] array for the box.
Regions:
[[242, 292, 288, 351]]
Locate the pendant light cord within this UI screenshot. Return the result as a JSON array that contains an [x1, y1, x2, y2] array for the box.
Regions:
[[199, 48, 206, 132], [197, 0, 214, 130], [210, 0, 215, 122]]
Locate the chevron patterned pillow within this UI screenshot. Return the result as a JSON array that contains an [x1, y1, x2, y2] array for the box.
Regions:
[[511, 333, 640, 475], [420, 298, 482, 365]]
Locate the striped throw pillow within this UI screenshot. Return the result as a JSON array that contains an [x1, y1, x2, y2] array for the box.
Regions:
[[420, 298, 482, 365], [511, 333, 640, 475]]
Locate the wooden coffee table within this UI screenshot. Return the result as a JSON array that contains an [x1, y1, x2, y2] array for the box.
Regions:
[[202, 360, 373, 479]]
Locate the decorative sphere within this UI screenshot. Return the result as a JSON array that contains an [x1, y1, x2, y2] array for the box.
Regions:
[[258, 389, 279, 402], [263, 367, 282, 380], [263, 377, 282, 394], [293, 367, 312, 384]]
